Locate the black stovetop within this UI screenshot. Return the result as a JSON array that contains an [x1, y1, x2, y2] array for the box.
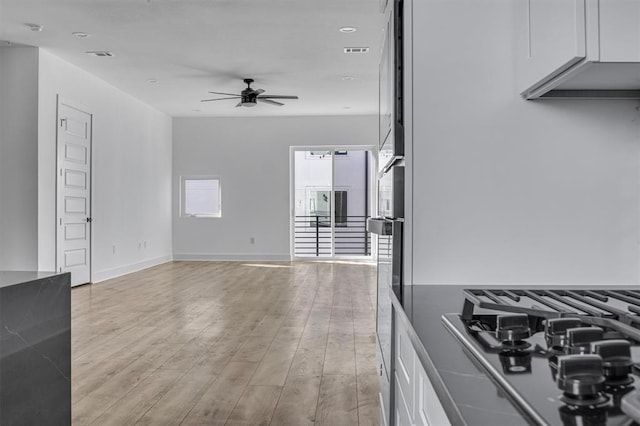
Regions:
[[442, 289, 640, 426]]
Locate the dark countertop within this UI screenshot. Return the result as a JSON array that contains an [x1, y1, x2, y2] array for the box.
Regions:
[[399, 285, 529, 425], [0, 271, 58, 289], [0, 270, 71, 424], [397, 284, 640, 425]]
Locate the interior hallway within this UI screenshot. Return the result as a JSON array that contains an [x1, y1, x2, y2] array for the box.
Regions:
[[71, 260, 380, 425]]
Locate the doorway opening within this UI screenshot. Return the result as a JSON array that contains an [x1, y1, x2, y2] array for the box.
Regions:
[[290, 146, 376, 259]]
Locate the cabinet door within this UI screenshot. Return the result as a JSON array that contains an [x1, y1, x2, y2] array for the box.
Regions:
[[519, 0, 587, 94], [415, 362, 451, 426], [379, 392, 389, 426], [395, 319, 415, 416], [394, 373, 414, 426], [599, 0, 640, 61]]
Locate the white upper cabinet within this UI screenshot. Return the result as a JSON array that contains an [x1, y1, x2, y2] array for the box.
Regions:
[[519, 0, 640, 99]]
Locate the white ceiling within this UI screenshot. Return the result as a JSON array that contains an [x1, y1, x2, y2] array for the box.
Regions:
[[0, 0, 384, 117]]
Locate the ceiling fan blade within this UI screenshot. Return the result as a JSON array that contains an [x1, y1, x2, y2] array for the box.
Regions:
[[201, 96, 241, 102], [257, 95, 299, 100], [235, 101, 243, 107], [253, 89, 265, 95], [258, 98, 284, 106], [208, 91, 241, 96]]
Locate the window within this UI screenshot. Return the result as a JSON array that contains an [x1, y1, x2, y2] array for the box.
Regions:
[[181, 176, 221, 218]]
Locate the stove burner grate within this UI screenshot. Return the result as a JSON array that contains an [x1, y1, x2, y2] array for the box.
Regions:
[[462, 289, 640, 343]]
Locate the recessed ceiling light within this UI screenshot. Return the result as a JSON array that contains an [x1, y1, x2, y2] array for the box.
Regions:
[[85, 51, 114, 57], [341, 76, 356, 81], [339, 27, 357, 33], [72, 32, 90, 38], [147, 78, 159, 84], [24, 23, 43, 32]]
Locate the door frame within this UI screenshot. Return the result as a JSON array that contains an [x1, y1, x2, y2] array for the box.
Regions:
[[56, 95, 94, 286], [289, 145, 377, 260]]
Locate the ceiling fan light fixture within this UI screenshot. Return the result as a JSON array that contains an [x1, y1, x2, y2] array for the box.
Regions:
[[339, 27, 357, 33]]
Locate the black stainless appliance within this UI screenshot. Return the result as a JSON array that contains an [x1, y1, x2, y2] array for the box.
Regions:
[[370, 1, 404, 424], [442, 289, 640, 425], [367, 108, 405, 426], [367, 217, 395, 423]]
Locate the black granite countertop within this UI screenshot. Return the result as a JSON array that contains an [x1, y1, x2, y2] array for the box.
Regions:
[[0, 271, 58, 289], [397, 285, 529, 425]]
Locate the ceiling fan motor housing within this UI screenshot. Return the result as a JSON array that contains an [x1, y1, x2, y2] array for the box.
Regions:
[[240, 88, 257, 106]]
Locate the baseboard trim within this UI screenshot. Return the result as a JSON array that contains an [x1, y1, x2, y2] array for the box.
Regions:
[[92, 255, 173, 283], [172, 253, 291, 262]]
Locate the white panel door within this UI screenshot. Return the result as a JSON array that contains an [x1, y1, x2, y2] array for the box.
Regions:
[[57, 99, 92, 286]]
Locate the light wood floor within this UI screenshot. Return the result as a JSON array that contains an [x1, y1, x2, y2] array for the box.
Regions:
[[71, 260, 380, 425]]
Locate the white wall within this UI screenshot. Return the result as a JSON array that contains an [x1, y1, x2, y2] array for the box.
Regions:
[[0, 47, 39, 270], [172, 115, 377, 260], [38, 50, 173, 282], [408, 0, 640, 285]]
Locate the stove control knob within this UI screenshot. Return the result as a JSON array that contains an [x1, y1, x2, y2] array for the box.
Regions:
[[557, 354, 606, 398], [591, 339, 634, 386], [545, 318, 582, 349], [496, 314, 531, 343], [566, 327, 604, 354]]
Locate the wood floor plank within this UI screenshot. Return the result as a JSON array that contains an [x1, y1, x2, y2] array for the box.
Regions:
[[89, 369, 183, 426], [225, 385, 282, 426], [357, 374, 381, 426], [72, 395, 111, 425], [315, 375, 359, 426], [135, 363, 217, 425], [181, 361, 259, 425], [288, 346, 325, 378], [270, 375, 322, 426], [230, 334, 275, 363], [249, 340, 298, 386], [85, 341, 180, 400]]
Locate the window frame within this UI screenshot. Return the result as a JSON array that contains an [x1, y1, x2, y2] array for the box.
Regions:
[[180, 175, 222, 218]]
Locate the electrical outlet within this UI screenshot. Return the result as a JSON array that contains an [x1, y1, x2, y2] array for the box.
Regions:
[[250, 237, 255, 244], [112, 245, 116, 254]]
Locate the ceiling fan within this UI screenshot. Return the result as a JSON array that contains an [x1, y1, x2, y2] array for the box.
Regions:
[[201, 78, 299, 107]]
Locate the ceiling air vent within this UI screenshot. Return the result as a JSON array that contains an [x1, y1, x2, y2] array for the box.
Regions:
[[85, 51, 114, 57], [343, 47, 370, 54]]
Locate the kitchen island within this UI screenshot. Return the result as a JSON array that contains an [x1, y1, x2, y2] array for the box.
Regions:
[[0, 271, 71, 424]]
